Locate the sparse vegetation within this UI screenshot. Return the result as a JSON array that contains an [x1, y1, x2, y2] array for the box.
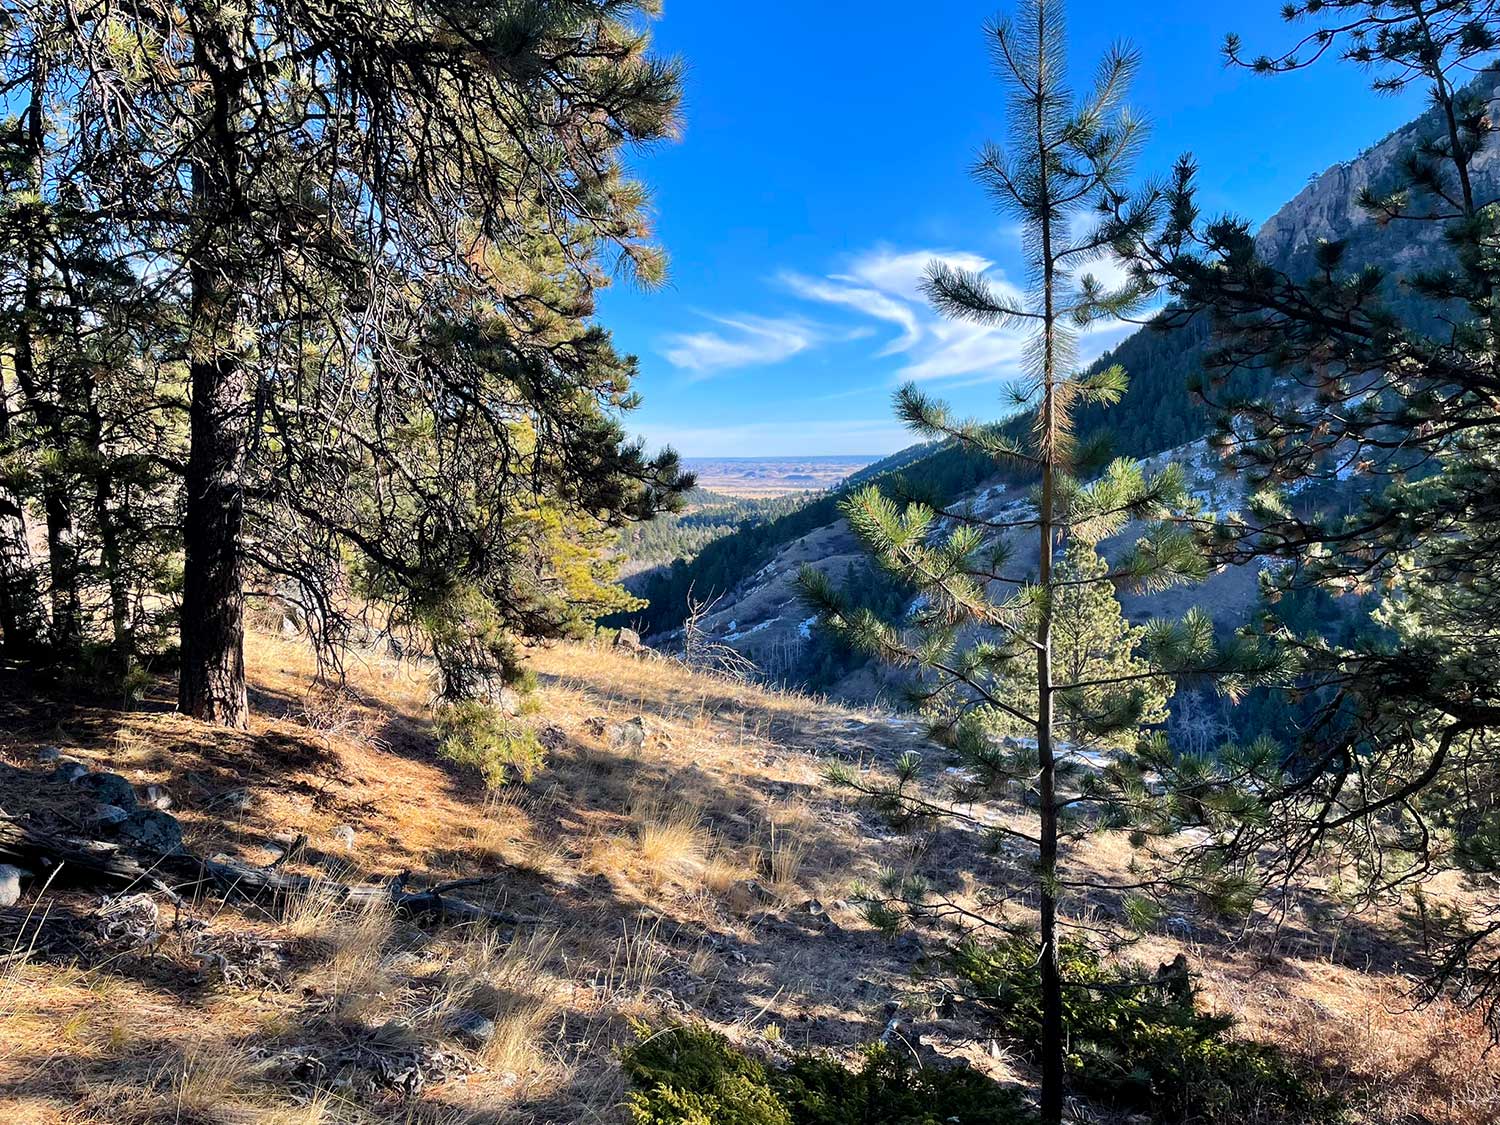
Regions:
[[953, 936, 1338, 1123], [5, 0, 1500, 1122], [623, 1023, 1034, 1125], [434, 699, 545, 788]]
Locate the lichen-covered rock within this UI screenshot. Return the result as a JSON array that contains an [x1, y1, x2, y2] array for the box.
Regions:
[[91, 802, 131, 827], [75, 771, 138, 809], [118, 808, 183, 853], [608, 715, 648, 750]]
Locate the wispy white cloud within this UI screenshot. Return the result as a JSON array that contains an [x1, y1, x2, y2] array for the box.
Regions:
[[786, 247, 1035, 383], [780, 272, 922, 355], [657, 241, 1140, 393], [843, 247, 993, 298], [661, 314, 828, 378]]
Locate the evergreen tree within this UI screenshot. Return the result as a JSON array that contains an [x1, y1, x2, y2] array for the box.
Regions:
[[799, 5, 1235, 1117], [0, 0, 688, 723], [1124, 0, 1500, 1035], [988, 538, 1171, 746]]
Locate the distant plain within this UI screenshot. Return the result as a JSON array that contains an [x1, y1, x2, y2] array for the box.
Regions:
[[682, 455, 877, 497]]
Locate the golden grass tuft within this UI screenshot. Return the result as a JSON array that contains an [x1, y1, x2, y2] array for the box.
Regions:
[[632, 794, 709, 881]]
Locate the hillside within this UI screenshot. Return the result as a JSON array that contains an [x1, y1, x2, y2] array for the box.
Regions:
[[1, 629, 1494, 1123], [628, 72, 1500, 701]]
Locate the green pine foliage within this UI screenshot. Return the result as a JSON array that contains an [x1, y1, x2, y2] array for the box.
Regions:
[[952, 936, 1341, 1124], [433, 699, 545, 789], [623, 1024, 1033, 1125], [1114, 1, 1500, 1035]]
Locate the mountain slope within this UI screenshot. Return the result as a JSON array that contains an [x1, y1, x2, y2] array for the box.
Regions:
[[631, 76, 1500, 697]]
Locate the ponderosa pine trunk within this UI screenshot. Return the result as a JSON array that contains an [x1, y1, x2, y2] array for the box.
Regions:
[[178, 310, 249, 728], [177, 21, 250, 727], [0, 392, 41, 652], [1033, 8, 1064, 1116]]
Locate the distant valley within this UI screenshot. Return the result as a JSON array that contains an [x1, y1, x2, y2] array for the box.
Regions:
[[681, 455, 879, 497]]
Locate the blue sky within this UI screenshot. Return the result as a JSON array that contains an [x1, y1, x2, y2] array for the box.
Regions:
[[600, 1, 1427, 459]]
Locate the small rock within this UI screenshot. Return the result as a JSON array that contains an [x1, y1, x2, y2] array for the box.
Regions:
[[143, 785, 173, 811], [51, 761, 87, 784], [92, 803, 131, 826], [34, 745, 61, 765], [0, 864, 30, 907], [215, 787, 254, 812], [723, 879, 775, 915], [118, 809, 183, 853], [613, 628, 644, 655], [75, 771, 138, 809], [332, 824, 356, 850], [608, 715, 648, 750], [443, 1009, 496, 1048]]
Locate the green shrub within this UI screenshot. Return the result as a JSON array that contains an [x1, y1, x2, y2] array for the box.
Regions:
[[623, 1023, 1032, 1125], [433, 699, 544, 788], [952, 936, 1343, 1123]]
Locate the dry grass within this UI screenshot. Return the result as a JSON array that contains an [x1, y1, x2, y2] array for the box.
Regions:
[[2, 629, 1496, 1123], [632, 794, 710, 882]]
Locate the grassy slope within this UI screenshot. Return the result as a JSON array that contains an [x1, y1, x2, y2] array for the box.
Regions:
[[0, 631, 1494, 1123]]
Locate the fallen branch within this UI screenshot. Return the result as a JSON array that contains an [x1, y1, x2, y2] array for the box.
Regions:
[[0, 819, 519, 926]]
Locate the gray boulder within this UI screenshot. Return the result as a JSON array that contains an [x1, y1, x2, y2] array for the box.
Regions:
[[75, 771, 138, 809], [0, 864, 29, 907], [92, 803, 131, 827], [613, 628, 644, 655], [118, 809, 183, 854], [51, 761, 87, 784], [608, 715, 648, 751]]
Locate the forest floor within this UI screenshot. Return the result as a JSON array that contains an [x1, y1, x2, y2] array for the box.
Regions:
[[0, 630, 1496, 1124]]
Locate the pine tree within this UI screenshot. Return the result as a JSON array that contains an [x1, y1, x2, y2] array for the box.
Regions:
[[799, 4, 1225, 1117], [1126, 1, 1500, 1035], [3, 0, 689, 722]]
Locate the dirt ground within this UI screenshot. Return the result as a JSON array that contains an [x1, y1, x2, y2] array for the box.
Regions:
[[1, 631, 1495, 1123]]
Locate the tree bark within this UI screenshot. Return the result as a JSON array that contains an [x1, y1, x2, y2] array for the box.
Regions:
[[1034, 10, 1064, 1117], [0, 378, 42, 652], [177, 22, 249, 729], [178, 327, 249, 728]]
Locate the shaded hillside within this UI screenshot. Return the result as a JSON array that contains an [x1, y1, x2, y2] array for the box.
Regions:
[[3, 629, 1493, 1123], [617, 439, 1002, 637]]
